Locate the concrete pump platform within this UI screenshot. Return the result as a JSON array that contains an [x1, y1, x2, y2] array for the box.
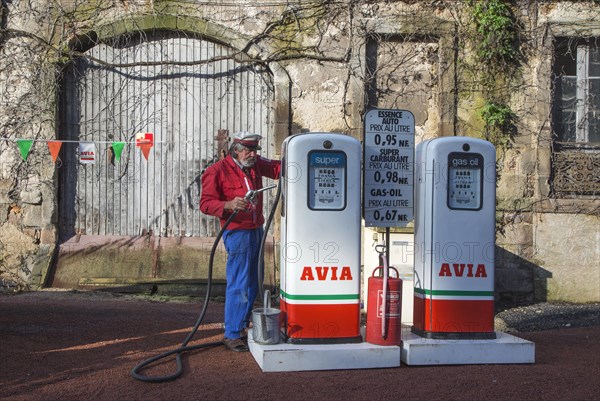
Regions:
[[401, 327, 535, 365], [248, 330, 401, 372], [249, 325, 534, 372]]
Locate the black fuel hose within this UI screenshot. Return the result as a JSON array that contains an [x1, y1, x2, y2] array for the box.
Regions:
[[257, 179, 282, 303], [131, 183, 281, 382]]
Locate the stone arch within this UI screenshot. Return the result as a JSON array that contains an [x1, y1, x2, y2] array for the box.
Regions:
[[70, 15, 253, 55]]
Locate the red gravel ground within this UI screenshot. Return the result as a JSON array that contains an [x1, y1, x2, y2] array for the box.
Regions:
[[1, 290, 599, 401]]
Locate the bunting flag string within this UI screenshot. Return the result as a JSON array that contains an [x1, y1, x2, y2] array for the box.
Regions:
[[0, 133, 172, 165], [0, 135, 187, 145]]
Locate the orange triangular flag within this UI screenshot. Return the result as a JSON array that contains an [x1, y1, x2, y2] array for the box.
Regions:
[[47, 141, 62, 162], [139, 144, 151, 160], [135, 132, 154, 161]]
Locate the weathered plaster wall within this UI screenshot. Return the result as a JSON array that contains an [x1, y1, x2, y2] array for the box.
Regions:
[[287, 61, 350, 133], [490, 1, 600, 304], [534, 213, 600, 303]]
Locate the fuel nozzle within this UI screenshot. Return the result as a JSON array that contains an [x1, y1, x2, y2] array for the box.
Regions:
[[244, 184, 277, 202]]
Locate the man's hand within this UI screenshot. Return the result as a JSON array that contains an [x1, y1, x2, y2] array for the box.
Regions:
[[224, 197, 249, 211]]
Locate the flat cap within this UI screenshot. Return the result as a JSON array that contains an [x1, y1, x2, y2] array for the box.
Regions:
[[232, 131, 262, 149]]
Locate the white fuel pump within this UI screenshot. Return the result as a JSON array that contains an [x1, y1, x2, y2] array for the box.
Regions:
[[412, 137, 496, 339], [280, 133, 362, 344]]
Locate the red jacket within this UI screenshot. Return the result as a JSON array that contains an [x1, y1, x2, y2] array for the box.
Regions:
[[200, 155, 281, 229]]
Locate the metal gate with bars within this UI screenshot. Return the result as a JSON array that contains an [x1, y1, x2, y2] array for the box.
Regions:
[[52, 30, 277, 288], [59, 30, 276, 239]]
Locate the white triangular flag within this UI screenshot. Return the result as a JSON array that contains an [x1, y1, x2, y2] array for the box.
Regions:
[[79, 142, 96, 164]]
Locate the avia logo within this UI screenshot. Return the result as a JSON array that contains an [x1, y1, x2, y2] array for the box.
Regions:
[[300, 266, 353, 281], [438, 263, 488, 278]]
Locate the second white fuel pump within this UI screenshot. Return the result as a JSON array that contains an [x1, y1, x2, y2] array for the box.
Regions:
[[412, 137, 496, 339]]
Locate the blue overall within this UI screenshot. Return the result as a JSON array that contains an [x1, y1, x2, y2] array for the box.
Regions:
[[222, 227, 264, 339]]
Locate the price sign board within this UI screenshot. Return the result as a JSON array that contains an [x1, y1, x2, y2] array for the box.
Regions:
[[363, 109, 415, 227]]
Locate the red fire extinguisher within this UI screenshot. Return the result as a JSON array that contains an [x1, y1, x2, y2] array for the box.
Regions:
[[366, 253, 403, 346]]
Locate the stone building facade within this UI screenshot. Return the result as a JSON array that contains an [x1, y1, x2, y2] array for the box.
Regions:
[[0, 1, 598, 305]]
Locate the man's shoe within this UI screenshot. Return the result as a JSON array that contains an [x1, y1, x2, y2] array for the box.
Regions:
[[223, 337, 249, 352]]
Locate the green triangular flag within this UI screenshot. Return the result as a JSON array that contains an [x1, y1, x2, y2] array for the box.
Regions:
[[16, 139, 34, 161], [112, 142, 125, 161]]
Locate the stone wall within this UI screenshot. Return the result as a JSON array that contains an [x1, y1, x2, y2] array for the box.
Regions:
[[1, 0, 59, 289]]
